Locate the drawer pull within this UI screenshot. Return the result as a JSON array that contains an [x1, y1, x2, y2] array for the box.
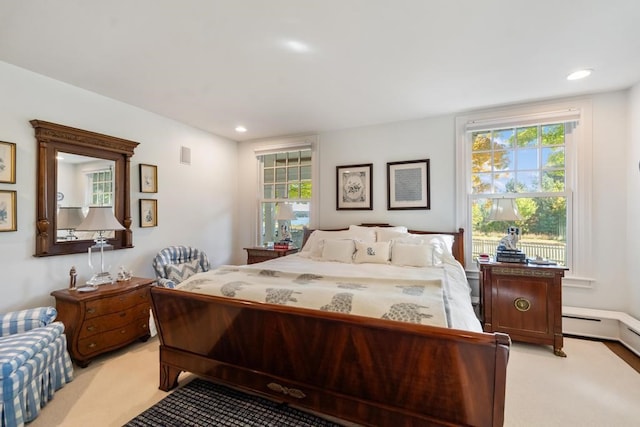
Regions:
[[141, 324, 148, 329], [267, 382, 306, 399], [88, 342, 97, 348], [119, 312, 127, 318], [120, 329, 127, 334], [87, 308, 96, 314], [514, 297, 531, 312], [86, 326, 96, 332]]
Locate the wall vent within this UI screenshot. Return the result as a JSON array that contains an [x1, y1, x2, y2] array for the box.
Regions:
[[180, 146, 191, 165]]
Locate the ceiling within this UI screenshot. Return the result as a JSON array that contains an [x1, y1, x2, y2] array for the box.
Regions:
[[1, 1, 639, 142]]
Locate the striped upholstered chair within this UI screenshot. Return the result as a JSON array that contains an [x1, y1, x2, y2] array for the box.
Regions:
[[152, 246, 210, 288], [0, 307, 74, 427]]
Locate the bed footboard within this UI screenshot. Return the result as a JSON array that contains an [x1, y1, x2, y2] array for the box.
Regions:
[[151, 287, 509, 427]]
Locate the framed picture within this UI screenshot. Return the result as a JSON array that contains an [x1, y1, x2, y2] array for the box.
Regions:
[[387, 159, 430, 210], [0, 141, 16, 184], [336, 163, 373, 210], [139, 164, 158, 193], [0, 190, 17, 232], [139, 199, 158, 227]]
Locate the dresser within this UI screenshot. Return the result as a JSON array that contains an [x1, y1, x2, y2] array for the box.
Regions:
[[244, 246, 299, 264], [478, 261, 568, 356], [51, 277, 154, 367]]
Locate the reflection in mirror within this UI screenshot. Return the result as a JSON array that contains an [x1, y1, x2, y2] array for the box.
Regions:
[[56, 153, 116, 242], [32, 120, 139, 257]]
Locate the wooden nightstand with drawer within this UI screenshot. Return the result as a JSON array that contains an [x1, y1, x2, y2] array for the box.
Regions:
[[244, 246, 299, 264], [51, 277, 155, 367], [479, 261, 568, 357]]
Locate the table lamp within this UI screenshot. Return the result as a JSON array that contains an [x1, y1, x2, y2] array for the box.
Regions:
[[76, 206, 125, 286], [57, 207, 85, 240], [275, 203, 296, 242]]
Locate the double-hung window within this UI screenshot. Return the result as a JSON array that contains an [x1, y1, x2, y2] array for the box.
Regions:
[[258, 149, 312, 248], [86, 167, 114, 206], [457, 101, 593, 280]]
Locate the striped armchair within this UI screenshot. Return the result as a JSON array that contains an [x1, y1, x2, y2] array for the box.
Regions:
[[0, 307, 74, 427], [152, 246, 210, 288]]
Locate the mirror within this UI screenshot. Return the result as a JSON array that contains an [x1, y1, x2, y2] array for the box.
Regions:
[[55, 153, 115, 242], [32, 120, 139, 257]]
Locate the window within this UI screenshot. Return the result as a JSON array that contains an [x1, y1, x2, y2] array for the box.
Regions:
[[456, 101, 593, 281], [470, 123, 572, 266], [259, 149, 312, 248], [86, 167, 113, 206]]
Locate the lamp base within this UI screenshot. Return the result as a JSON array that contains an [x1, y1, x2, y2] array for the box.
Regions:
[[86, 271, 115, 286]]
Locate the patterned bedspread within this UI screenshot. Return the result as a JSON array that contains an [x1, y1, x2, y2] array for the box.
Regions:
[[176, 266, 449, 327]]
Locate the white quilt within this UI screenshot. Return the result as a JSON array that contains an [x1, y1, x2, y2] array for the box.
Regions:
[[176, 253, 482, 332]]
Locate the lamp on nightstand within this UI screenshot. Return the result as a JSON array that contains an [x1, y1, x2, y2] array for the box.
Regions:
[[76, 206, 125, 286], [489, 197, 525, 262], [275, 203, 296, 242]]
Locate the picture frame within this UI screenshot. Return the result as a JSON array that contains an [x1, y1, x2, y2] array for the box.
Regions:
[[0, 141, 16, 184], [336, 163, 373, 210], [0, 190, 17, 232], [139, 164, 158, 193], [387, 159, 430, 210], [139, 199, 158, 227]]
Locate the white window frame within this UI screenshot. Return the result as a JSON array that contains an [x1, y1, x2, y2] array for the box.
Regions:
[[456, 99, 594, 287], [253, 135, 318, 245]]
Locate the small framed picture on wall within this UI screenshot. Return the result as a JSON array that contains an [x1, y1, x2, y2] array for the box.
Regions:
[[0, 141, 16, 184], [387, 159, 430, 210], [139, 199, 158, 227], [139, 164, 158, 193], [0, 190, 17, 232], [336, 163, 373, 210]]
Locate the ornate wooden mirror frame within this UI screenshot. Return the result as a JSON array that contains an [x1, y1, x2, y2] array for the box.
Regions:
[[32, 120, 139, 257]]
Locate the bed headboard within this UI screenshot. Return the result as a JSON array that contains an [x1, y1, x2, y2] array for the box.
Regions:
[[301, 224, 465, 268]]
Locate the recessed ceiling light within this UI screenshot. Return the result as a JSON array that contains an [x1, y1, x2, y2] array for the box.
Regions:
[[567, 69, 593, 81], [284, 40, 310, 53], [235, 126, 247, 133]]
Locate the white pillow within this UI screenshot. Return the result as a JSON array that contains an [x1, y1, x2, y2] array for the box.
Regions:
[[391, 243, 433, 267], [376, 229, 410, 242], [353, 241, 391, 264], [300, 230, 353, 258], [347, 225, 377, 243], [321, 239, 356, 263]]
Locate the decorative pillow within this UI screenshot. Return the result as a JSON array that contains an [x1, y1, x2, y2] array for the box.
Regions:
[[376, 229, 410, 242], [320, 239, 356, 263], [353, 241, 391, 264], [299, 230, 353, 258], [165, 259, 203, 284], [391, 243, 433, 267]]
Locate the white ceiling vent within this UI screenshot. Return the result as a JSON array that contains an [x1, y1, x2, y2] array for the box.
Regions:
[[180, 146, 191, 165]]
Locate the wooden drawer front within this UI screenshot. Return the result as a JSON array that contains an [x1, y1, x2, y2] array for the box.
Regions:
[[84, 288, 149, 318], [79, 304, 150, 339], [77, 320, 149, 357], [494, 277, 551, 336], [248, 254, 275, 264]]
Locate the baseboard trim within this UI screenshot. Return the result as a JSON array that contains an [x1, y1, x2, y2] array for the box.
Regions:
[[563, 306, 640, 357]]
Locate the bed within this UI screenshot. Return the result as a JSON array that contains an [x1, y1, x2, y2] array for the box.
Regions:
[[150, 225, 510, 426]]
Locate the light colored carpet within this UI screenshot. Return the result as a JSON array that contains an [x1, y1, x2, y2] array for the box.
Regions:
[[28, 337, 640, 426]]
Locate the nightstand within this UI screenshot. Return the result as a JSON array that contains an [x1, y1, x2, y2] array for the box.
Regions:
[[478, 261, 568, 357], [51, 277, 155, 367], [244, 246, 299, 264]]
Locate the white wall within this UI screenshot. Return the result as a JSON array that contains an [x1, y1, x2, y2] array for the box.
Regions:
[[0, 61, 238, 313], [628, 83, 640, 319]]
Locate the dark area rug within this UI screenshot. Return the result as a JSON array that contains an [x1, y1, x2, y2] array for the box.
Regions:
[[125, 378, 344, 426]]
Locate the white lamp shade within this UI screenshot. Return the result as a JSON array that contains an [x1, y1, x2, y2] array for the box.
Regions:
[[57, 207, 85, 230], [488, 198, 522, 221], [275, 203, 296, 220], [76, 206, 125, 231]]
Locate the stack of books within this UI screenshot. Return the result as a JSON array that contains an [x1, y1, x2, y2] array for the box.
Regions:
[[496, 248, 526, 263], [274, 241, 294, 250]]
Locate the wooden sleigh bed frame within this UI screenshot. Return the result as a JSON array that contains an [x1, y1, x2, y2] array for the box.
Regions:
[[150, 227, 510, 426]]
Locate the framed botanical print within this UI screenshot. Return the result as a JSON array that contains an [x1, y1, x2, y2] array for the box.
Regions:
[[0, 141, 16, 184], [139, 164, 158, 193], [0, 190, 17, 232], [139, 199, 158, 227], [336, 163, 373, 210], [387, 159, 430, 210]]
